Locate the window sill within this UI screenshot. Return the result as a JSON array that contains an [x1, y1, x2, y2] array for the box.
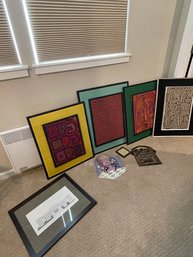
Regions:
[[0, 65, 29, 81], [33, 53, 131, 75]]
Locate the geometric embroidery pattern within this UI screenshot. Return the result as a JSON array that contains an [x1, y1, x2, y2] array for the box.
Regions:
[[133, 90, 156, 135], [43, 115, 85, 167], [90, 93, 125, 146]]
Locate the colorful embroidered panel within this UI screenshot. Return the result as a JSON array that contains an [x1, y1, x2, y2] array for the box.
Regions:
[[124, 80, 157, 144], [43, 115, 85, 167], [77, 82, 128, 154], [89, 93, 125, 146], [27, 103, 93, 179], [133, 90, 156, 135]]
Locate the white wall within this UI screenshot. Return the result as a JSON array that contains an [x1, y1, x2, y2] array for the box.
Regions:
[[0, 141, 12, 170], [0, 0, 177, 133], [167, 0, 192, 77]]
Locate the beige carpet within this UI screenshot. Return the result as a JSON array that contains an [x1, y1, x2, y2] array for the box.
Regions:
[[1, 137, 193, 257]]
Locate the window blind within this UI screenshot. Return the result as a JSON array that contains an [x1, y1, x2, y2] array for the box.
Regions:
[[27, 0, 128, 63], [0, 1, 19, 67]]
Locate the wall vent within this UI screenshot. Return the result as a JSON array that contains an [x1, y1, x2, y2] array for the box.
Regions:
[[0, 126, 41, 173]]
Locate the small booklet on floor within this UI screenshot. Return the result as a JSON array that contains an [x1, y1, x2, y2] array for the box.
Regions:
[[94, 154, 126, 179]]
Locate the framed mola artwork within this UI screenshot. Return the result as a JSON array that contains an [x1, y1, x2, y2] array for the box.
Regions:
[[77, 82, 128, 154], [124, 80, 157, 144], [27, 103, 93, 179], [153, 78, 193, 136]]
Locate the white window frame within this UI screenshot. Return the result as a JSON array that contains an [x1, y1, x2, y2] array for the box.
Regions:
[[0, 65, 29, 81], [22, 0, 131, 75], [33, 53, 131, 75]]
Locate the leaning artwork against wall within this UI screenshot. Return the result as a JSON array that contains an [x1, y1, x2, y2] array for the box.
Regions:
[[153, 78, 193, 136], [77, 82, 128, 154], [27, 103, 93, 179], [124, 80, 157, 144]]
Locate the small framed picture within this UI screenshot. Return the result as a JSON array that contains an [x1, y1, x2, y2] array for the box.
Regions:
[[116, 147, 131, 158], [9, 173, 97, 257]]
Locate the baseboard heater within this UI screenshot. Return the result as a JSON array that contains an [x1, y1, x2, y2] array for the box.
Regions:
[[0, 126, 41, 173]]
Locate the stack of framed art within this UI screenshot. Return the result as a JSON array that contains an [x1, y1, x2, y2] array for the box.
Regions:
[[10, 78, 193, 257], [26, 78, 193, 180], [26, 80, 159, 179]]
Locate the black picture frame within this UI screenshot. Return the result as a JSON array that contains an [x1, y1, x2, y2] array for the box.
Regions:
[[9, 174, 97, 257], [116, 147, 131, 158], [153, 78, 193, 136]]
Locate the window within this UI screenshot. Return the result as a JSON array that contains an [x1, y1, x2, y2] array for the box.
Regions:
[[0, 0, 28, 80], [23, 0, 131, 74]]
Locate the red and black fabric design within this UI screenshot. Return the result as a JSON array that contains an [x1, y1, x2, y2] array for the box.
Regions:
[[43, 115, 85, 167], [133, 90, 156, 135], [89, 93, 125, 146]]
